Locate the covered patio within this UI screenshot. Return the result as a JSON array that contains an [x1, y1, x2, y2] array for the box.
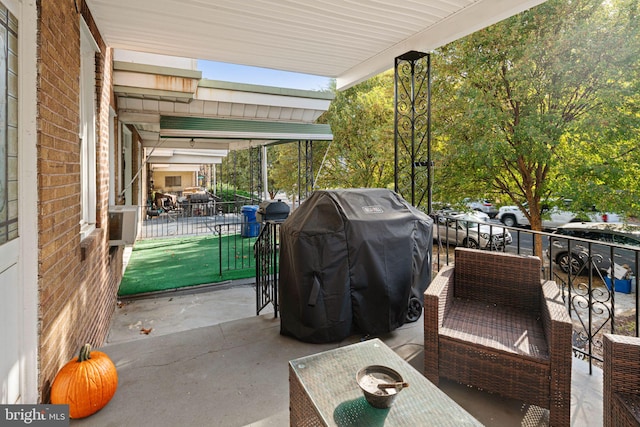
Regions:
[[7, 0, 634, 421], [84, 1, 607, 425], [70, 284, 602, 426], [91, 0, 553, 199]]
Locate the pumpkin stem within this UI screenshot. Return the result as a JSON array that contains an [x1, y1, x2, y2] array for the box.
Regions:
[[77, 343, 92, 362]]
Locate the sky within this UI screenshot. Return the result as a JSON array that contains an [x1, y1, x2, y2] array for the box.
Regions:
[[197, 60, 333, 91]]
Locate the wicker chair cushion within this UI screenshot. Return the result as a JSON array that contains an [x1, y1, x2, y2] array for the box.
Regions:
[[615, 393, 640, 423], [440, 298, 549, 362]]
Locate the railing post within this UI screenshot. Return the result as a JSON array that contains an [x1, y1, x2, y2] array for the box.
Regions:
[[394, 50, 431, 210]]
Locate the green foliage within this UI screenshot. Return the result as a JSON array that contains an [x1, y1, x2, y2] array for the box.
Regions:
[[223, 0, 640, 225], [265, 74, 396, 196], [315, 71, 395, 189], [218, 149, 262, 198], [266, 141, 330, 201], [215, 188, 252, 201], [432, 0, 640, 226]]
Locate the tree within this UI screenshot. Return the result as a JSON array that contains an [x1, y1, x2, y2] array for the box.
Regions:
[[432, 0, 640, 236], [316, 72, 396, 189], [217, 148, 261, 198], [267, 141, 331, 203], [556, 0, 640, 216], [269, 74, 395, 194]]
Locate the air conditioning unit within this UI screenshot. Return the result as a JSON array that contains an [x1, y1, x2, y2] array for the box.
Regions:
[[109, 205, 139, 246]]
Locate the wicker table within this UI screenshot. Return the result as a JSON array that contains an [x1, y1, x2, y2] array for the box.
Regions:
[[289, 338, 482, 426]]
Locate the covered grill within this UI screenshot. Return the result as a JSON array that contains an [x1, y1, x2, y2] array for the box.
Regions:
[[278, 188, 433, 343], [257, 199, 290, 222]]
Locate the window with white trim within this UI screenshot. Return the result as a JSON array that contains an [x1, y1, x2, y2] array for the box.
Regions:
[[0, 4, 17, 244], [79, 19, 98, 240]]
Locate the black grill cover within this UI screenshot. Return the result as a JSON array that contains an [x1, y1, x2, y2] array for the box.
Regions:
[[279, 188, 433, 343], [257, 199, 290, 222]]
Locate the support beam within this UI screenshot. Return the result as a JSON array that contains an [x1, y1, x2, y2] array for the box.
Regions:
[[262, 146, 269, 200], [146, 155, 223, 164], [142, 139, 232, 150], [118, 111, 160, 125], [394, 51, 431, 211]]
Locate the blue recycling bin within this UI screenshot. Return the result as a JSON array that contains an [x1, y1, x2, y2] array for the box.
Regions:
[[241, 205, 260, 237], [604, 275, 632, 294]]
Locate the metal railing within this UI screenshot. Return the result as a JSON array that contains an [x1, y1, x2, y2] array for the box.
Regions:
[[431, 214, 639, 371], [134, 204, 639, 371], [140, 201, 247, 239], [136, 203, 259, 279], [254, 221, 282, 317], [213, 222, 258, 276]]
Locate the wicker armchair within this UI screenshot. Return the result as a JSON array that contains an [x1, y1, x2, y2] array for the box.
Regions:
[[424, 248, 573, 426], [603, 334, 640, 427]]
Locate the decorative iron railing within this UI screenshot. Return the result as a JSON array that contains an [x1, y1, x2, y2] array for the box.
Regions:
[[133, 203, 639, 372], [254, 221, 282, 317], [139, 201, 249, 239], [136, 203, 258, 278], [431, 214, 639, 372]]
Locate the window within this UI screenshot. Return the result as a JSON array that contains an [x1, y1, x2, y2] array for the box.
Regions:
[[79, 19, 99, 239], [613, 235, 640, 248], [165, 176, 182, 187], [0, 5, 17, 244]]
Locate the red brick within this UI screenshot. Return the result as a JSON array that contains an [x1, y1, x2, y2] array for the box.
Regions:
[[37, 1, 123, 403]]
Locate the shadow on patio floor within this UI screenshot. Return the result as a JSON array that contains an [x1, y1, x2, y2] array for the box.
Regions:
[[70, 283, 603, 427]]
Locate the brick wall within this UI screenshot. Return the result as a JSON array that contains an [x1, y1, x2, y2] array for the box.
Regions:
[[37, 0, 122, 402]]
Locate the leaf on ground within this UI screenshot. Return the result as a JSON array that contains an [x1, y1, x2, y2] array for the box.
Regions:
[[140, 327, 153, 335]]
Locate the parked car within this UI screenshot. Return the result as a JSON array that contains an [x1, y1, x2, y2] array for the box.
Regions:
[[431, 212, 512, 250], [432, 208, 490, 222], [546, 222, 640, 276], [463, 198, 499, 218], [496, 200, 622, 229]]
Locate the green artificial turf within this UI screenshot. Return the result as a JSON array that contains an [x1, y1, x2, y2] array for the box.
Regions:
[[118, 235, 257, 296]]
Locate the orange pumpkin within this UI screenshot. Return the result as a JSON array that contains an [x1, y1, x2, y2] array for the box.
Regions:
[[50, 343, 118, 418]]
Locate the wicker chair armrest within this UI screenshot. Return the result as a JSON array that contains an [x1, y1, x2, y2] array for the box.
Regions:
[[541, 280, 573, 350], [604, 334, 640, 427], [423, 265, 455, 385], [604, 334, 640, 394], [541, 280, 572, 426], [425, 265, 455, 324]]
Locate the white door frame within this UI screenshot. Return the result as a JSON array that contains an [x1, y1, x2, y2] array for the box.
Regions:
[[18, 0, 39, 404], [0, 0, 39, 404]]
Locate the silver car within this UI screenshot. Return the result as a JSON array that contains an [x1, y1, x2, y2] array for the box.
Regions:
[[431, 213, 512, 250]]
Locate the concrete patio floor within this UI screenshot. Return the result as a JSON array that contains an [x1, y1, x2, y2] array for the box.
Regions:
[[70, 283, 604, 427]]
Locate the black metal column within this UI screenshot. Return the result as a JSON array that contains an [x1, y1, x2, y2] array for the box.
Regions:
[[304, 140, 314, 198], [297, 141, 302, 204], [394, 51, 432, 211], [248, 146, 263, 204], [232, 151, 238, 209]]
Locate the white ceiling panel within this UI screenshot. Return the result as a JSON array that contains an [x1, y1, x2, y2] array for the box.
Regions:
[[86, 0, 547, 89]]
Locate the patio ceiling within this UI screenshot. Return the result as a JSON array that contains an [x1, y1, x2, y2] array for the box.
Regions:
[[114, 59, 334, 160], [87, 0, 547, 90]]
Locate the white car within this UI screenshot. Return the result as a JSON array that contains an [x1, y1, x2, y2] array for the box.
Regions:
[[463, 198, 498, 218], [433, 208, 490, 222], [432, 213, 512, 250], [496, 202, 622, 229]]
